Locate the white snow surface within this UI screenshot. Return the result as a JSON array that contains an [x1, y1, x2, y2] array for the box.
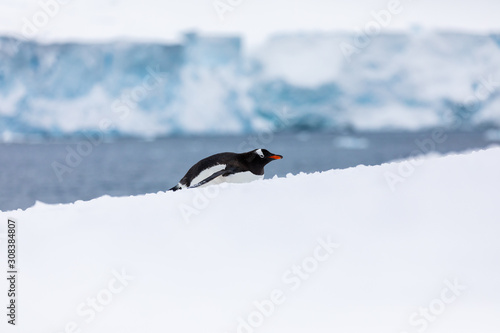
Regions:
[[1, 148, 500, 332]]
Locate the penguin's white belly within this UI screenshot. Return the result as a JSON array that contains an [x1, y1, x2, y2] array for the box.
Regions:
[[196, 171, 263, 188], [224, 171, 263, 184]]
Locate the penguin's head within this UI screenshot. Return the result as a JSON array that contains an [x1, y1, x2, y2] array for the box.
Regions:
[[248, 148, 283, 165]]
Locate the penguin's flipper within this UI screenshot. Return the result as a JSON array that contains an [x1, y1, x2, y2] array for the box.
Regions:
[[189, 168, 236, 189]]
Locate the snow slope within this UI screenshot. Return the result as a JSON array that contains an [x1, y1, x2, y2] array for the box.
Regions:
[[1, 148, 500, 333]]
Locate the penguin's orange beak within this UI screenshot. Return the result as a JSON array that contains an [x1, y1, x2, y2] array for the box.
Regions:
[[268, 155, 283, 160]]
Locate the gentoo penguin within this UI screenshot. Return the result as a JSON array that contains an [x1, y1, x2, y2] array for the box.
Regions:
[[169, 148, 283, 191]]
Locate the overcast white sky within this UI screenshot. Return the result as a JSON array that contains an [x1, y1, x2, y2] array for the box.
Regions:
[[0, 0, 499, 45]]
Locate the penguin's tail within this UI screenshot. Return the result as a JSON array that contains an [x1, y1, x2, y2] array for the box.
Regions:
[[169, 184, 182, 191]]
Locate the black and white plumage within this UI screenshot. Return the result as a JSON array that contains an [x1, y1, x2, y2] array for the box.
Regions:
[[169, 149, 283, 191]]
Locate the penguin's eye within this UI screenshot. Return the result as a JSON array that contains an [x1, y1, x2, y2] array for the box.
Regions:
[[255, 149, 264, 158]]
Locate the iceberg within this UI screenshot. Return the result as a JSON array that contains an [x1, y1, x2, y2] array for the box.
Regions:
[[0, 32, 500, 139]]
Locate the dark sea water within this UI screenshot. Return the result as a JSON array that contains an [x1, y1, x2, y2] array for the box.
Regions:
[[1, 130, 498, 211]]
